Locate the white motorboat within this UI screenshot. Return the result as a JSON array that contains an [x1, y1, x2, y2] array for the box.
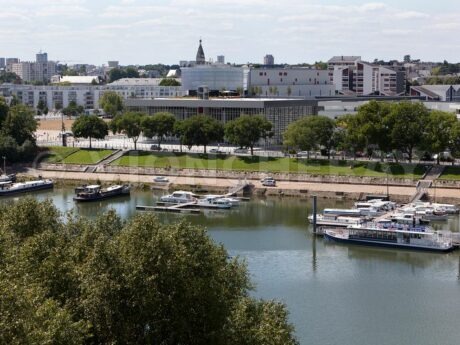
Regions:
[[354, 200, 397, 216], [203, 194, 240, 206], [160, 191, 197, 204], [322, 208, 362, 217], [197, 196, 232, 209]]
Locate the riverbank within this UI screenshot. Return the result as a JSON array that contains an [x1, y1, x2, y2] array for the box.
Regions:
[[23, 168, 460, 204]]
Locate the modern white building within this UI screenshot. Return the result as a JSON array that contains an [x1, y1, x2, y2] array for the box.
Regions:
[[248, 68, 334, 98], [2, 81, 186, 111], [181, 64, 248, 93]]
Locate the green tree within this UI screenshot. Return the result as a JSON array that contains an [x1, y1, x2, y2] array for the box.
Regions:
[[159, 78, 181, 86], [110, 112, 145, 150], [125, 67, 140, 78], [225, 115, 273, 155], [108, 68, 126, 83], [99, 91, 124, 116], [449, 121, 460, 159], [385, 102, 430, 162], [173, 119, 186, 152], [141, 112, 176, 148], [2, 104, 37, 145], [71, 115, 109, 149], [62, 101, 84, 117], [282, 116, 336, 158], [181, 115, 224, 153], [0, 198, 298, 345], [422, 110, 457, 164], [37, 99, 46, 115], [0, 97, 9, 127]]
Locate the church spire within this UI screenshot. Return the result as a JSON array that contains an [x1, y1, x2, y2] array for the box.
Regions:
[[196, 39, 206, 65]]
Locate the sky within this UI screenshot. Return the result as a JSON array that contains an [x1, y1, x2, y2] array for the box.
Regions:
[[0, 0, 459, 66]]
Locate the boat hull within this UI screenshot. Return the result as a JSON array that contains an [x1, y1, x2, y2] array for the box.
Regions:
[[73, 187, 130, 202], [0, 182, 53, 196], [324, 232, 454, 253]]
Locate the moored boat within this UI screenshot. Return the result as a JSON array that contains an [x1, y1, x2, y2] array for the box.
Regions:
[[308, 214, 367, 227], [0, 173, 16, 183], [73, 184, 130, 202], [0, 179, 53, 196], [324, 223, 454, 253], [160, 191, 197, 204], [197, 196, 232, 209]]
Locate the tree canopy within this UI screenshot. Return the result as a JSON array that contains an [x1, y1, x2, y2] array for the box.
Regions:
[[99, 91, 124, 116], [71, 115, 109, 148], [110, 112, 145, 150], [0, 198, 298, 345], [141, 112, 176, 147], [1, 104, 37, 145], [181, 115, 224, 153], [62, 101, 85, 117], [159, 78, 181, 86], [108, 67, 140, 83], [225, 115, 273, 155], [283, 116, 336, 157]]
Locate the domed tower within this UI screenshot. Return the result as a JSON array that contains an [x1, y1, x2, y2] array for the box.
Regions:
[[196, 39, 206, 65]]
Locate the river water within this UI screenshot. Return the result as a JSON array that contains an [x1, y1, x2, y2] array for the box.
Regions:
[[4, 188, 460, 345]]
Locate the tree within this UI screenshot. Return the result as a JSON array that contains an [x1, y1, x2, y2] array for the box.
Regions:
[[282, 116, 335, 158], [110, 112, 145, 150], [62, 101, 84, 118], [2, 104, 37, 145], [37, 99, 46, 115], [125, 67, 140, 78], [99, 91, 124, 116], [71, 115, 109, 149], [225, 115, 273, 155], [173, 119, 186, 152], [385, 102, 429, 162], [159, 78, 181, 86], [449, 121, 460, 159], [108, 68, 126, 83], [141, 112, 176, 148], [0, 198, 298, 345], [352, 101, 393, 160], [181, 115, 224, 153], [423, 110, 457, 164], [0, 97, 9, 127]]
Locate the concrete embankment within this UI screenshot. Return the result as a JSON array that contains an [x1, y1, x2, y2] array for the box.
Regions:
[[22, 165, 460, 204]]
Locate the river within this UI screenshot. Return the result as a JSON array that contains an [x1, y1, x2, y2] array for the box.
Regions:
[[3, 188, 460, 345]]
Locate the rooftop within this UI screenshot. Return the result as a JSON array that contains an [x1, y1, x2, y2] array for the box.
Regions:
[[328, 56, 362, 63]]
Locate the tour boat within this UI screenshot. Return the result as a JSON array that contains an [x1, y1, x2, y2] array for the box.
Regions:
[[197, 196, 232, 209], [324, 223, 454, 253], [73, 184, 130, 202], [0, 179, 54, 196], [160, 191, 197, 204]]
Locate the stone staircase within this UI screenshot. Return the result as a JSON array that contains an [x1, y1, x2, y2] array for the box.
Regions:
[[410, 165, 445, 202]]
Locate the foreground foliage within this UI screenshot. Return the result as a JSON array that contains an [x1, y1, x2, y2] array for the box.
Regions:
[[0, 198, 298, 345]]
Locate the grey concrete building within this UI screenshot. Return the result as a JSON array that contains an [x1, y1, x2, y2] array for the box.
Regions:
[[125, 98, 320, 144]]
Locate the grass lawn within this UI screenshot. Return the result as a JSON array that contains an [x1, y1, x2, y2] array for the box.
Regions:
[[61, 149, 114, 165], [43, 147, 80, 163], [439, 166, 460, 180], [111, 152, 427, 179]]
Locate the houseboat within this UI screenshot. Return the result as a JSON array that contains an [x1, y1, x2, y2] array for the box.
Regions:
[[324, 223, 454, 253], [73, 184, 130, 202], [0, 179, 54, 196], [308, 214, 367, 227]]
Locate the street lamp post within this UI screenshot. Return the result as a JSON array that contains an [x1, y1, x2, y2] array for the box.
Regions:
[[386, 165, 389, 199], [2, 156, 6, 176]]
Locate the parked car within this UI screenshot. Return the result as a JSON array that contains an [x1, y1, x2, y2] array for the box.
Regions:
[[150, 145, 161, 151], [153, 176, 169, 183], [260, 176, 275, 182], [296, 151, 310, 158], [209, 148, 224, 154], [262, 179, 276, 187], [234, 148, 248, 154]]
